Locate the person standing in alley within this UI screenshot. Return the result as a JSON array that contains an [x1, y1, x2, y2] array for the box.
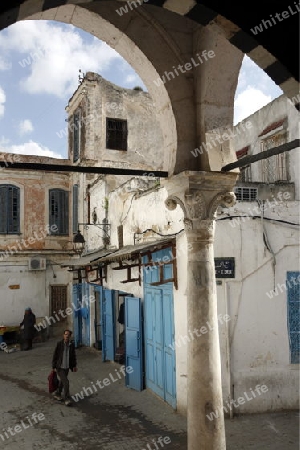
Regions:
[[52, 329, 78, 406], [20, 307, 36, 351]]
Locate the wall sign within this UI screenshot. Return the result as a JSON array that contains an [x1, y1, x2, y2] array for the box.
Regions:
[[214, 258, 235, 278]]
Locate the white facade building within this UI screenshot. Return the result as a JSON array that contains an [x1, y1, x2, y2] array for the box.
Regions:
[[64, 77, 300, 416]]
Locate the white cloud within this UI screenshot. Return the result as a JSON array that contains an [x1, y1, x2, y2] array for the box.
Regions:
[[0, 86, 6, 117], [0, 136, 10, 145], [0, 57, 11, 71], [234, 87, 272, 124], [0, 141, 63, 159], [234, 56, 283, 124], [0, 21, 122, 98], [19, 119, 34, 135], [125, 74, 139, 84]]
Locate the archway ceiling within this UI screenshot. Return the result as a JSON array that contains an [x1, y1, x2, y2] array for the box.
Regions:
[[0, 0, 298, 87]]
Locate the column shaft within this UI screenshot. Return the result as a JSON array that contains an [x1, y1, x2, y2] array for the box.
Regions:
[[187, 223, 226, 450]]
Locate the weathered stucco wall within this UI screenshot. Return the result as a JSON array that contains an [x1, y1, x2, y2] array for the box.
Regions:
[[67, 72, 165, 171], [85, 95, 299, 415], [0, 157, 74, 325]]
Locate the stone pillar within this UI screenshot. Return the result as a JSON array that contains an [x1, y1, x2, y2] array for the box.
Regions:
[[164, 171, 238, 450]]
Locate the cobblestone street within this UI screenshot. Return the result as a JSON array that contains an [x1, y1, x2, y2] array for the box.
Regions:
[[0, 339, 298, 449]]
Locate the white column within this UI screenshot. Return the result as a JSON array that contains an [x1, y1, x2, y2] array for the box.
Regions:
[[164, 171, 237, 450]]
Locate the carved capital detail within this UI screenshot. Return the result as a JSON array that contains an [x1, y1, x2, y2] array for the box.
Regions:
[[208, 191, 236, 219], [184, 189, 206, 220], [164, 171, 238, 231], [165, 196, 180, 211]]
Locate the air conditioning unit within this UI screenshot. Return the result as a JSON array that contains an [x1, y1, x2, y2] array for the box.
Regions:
[[28, 257, 47, 271]]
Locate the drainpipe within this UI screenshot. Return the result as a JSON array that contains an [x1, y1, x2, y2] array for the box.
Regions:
[[87, 184, 91, 225]]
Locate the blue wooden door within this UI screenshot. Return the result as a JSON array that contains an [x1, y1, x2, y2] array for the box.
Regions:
[[162, 289, 177, 407], [81, 282, 90, 346], [125, 296, 143, 391], [143, 248, 176, 408], [287, 271, 300, 363], [94, 285, 103, 349], [144, 288, 164, 398], [72, 284, 82, 348], [101, 288, 116, 362]]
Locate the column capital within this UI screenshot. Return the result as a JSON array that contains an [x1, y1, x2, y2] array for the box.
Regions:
[[163, 171, 238, 228]]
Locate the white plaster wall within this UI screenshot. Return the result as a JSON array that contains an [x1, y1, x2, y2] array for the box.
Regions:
[[0, 260, 71, 325], [108, 184, 184, 248], [215, 201, 299, 413], [218, 95, 300, 413]]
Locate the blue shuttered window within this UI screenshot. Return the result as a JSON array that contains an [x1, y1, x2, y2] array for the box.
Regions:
[[0, 185, 20, 234], [73, 184, 79, 233], [287, 271, 300, 364], [49, 189, 69, 235]]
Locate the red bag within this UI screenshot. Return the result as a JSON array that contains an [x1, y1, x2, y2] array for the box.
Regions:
[[48, 370, 59, 393]]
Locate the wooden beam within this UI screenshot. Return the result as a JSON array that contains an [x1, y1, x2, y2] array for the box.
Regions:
[[221, 139, 299, 172], [0, 161, 168, 177]]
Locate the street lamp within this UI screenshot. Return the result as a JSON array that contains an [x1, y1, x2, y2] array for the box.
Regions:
[[73, 230, 85, 255]]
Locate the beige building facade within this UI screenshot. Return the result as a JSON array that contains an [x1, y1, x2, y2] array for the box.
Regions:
[[0, 155, 74, 334]]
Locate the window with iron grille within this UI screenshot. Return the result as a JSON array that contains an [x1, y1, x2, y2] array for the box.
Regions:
[[0, 184, 20, 234], [239, 165, 252, 182], [236, 147, 252, 183], [49, 189, 69, 235], [260, 132, 287, 182], [50, 285, 68, 320], [73, 112, 81, 162], [106, 118, 128, 151], [234, 187, 258, 201]]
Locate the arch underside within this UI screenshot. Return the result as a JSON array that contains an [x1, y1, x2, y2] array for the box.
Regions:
[[0, 1, 298, 175], [0, 0, 298, 89]]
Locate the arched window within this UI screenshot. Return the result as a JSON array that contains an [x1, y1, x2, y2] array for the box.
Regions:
[[49, 189, 69, 235], [0, 184, 20, 234]]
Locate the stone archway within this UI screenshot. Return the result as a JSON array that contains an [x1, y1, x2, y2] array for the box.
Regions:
[[23, 3, 244, 175], [0, 2, 297, 449], [1, 1, 298, 173], [1, 1, 298, 100]]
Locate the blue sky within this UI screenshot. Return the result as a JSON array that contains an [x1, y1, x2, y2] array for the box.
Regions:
[[0, 20, 283, 160]]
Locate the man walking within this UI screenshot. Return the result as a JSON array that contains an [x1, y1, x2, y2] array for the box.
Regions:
[[20, 307, 36, 350], [52, 330, 77, 406]]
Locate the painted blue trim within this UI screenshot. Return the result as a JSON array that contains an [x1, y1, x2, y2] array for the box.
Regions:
[[287, 271, 300, 364], [143, 247, 177, 408], [125, 296, 144, 391]]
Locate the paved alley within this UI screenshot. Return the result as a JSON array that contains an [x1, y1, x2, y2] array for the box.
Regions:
[[0, 339, 298, 449]]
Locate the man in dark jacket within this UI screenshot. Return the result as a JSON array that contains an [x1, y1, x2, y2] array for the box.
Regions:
[[20, 307, 36, 350], [52, 329, 77, 406]]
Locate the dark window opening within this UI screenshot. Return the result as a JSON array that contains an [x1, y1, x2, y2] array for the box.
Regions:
[[106, 118, 128, 151]]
